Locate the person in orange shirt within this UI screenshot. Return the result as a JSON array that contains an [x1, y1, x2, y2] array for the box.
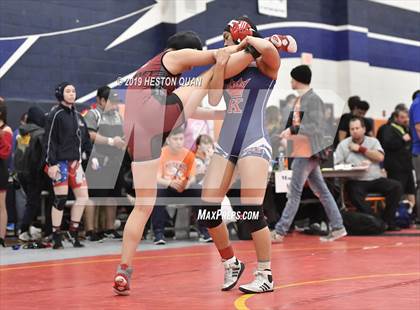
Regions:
[[152, 126, 199, 244]]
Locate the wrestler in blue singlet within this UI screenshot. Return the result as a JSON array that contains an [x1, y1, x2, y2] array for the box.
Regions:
[[216, 62, 276, 163]]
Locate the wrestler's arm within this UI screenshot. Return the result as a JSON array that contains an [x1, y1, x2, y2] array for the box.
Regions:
[[209, 40, 277, 102], [164, 49, 216, 75], [223, 49, 254, 79], [165, 44, 248, 76], [208, 49, 231, 106], [244, 36, 280, 75], [222, 35, 281, 79]]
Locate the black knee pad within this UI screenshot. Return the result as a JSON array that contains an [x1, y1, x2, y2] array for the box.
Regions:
[[240, 205, 267, 233], [54, 195, 68, 211], [197, 204, 223, 228]]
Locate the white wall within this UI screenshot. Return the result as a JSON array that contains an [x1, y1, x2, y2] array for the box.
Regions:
[[369, 0, 420, 13]]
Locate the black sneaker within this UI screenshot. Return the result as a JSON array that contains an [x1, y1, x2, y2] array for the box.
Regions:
[[153, 233, 166, 245], [0, 237, 5, 247], [103, 230, 122, 240], [199, 231, 213, 243], [52, 232, 64, 249], [303, 223, 329, 236], [67, 231, 85, 248], [86, 231, 105, 242]]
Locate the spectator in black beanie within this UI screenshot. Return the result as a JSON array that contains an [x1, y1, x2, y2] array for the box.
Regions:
[[290, 65, 312, 85]]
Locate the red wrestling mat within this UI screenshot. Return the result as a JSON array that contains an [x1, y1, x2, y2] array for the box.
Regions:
[[1, 234, 419, 310]]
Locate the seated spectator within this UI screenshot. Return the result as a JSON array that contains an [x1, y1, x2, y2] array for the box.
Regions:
[[377, 106, 415, 208], [336, 96, 374, 146], [335, 117, 402, 231], [151, 127, 206, 244]]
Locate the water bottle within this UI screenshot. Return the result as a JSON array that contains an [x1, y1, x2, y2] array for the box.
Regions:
[[278, 152, 284, 171]]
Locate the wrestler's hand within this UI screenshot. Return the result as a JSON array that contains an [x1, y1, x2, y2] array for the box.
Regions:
[[237, 36, 250, 51], [215, 48, 231, 66], [222, 44, 239, 55], [48, 165, 59, 180]]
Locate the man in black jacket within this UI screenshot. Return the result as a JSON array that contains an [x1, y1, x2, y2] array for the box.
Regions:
[[44, 82, 92, 249], [377, 106, 415, 208]]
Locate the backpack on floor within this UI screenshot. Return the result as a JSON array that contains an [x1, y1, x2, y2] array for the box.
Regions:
[[341, 210, 386, 235]]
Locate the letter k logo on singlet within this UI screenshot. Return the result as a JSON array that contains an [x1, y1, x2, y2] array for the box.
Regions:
[[226, 78, 251, 114]]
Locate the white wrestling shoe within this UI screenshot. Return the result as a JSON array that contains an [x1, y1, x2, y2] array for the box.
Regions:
[[222, 257, 245, 291], [239, 269, 274, 294]]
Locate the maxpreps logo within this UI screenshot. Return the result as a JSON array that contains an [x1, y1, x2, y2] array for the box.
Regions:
[[225, 78, 251, 114], [197, 208, 260, 221]]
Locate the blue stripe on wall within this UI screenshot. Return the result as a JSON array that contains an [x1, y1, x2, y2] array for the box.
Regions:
[[368, 38, 420, 72]]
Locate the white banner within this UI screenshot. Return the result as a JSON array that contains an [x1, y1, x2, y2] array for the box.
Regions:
[[258, 0, 287, 18]]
